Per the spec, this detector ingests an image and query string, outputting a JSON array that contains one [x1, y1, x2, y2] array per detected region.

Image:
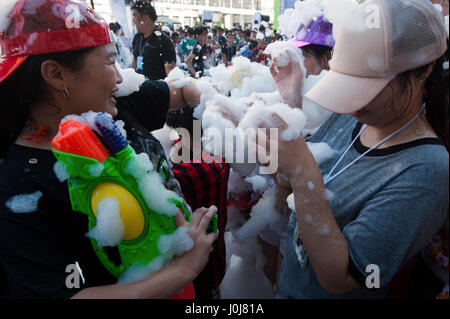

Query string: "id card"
[[136, 56, 144, 72]]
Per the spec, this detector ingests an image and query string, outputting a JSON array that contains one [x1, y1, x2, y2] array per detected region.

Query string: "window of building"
[[232, 0, 242, 9], [209, 0, 220, 7], [243, 0, 252, 10]]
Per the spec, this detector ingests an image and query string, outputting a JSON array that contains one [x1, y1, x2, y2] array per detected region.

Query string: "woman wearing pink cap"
[[0, 0, 216, 298], [266, 0, 449, 298]]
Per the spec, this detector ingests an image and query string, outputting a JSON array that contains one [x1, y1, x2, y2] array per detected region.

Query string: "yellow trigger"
[[91, 183, 145, 241]]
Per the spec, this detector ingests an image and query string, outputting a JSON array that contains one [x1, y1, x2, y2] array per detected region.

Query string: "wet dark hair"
[[301, 44, 332, 60], [166, 105, 197, 136], [131, 0, 157, 22], [109, 22, 121, 33], [396, 46, 449, 151], [194, 26, 207, 37], [186, 27, 194, 36], [300, 44, 333, 71], [249, 40, 258, 50], [0, 48, 95, 158]]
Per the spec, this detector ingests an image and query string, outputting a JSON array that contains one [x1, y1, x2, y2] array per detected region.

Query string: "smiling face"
[[63, 44, 123, 117]]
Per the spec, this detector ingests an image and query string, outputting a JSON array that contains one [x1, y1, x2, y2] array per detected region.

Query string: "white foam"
[[277, 0, 323, 38], [324, 188, 334, 201], [124, 152, 180, 216], [115, 62, 146, 97], [287, 193, 295, 211], [233, 187, 279, 242], [239, 101, 307, 142], [115, 120, 127, 140], [53, 161, 70, 182], [88, 163, 105, 177], [219, 233, 274, 299], [244, 175, 269, 193], [118, 226, 194, 284], [157, 226, 194, 256], [151, 124, 179, 160], [86, 197, 124, 247], [5, 191, 43, 213], [164, 67, 192, 88]]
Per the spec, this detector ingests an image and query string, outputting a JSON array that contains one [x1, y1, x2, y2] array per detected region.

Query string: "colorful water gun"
[[51, 113, 217, 295]]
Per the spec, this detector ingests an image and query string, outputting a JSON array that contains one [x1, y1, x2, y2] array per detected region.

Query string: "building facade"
[[153, 0, 274, 29], [90, 0, 275, 30]]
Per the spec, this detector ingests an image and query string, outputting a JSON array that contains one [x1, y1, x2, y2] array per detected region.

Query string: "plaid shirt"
[[172, 155, 230, 298]]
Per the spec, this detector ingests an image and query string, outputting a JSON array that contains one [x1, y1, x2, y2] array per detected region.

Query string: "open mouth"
[[108, 89, 119, 104], [108, 95, 117, 105]]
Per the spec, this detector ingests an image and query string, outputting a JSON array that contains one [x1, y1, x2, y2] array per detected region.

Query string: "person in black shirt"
[[216, 27, 227, 49], [131, 1, 176, 80], [185, 26, 208, 79], [221, 33, 237, 65], [0, 0, 216, 299]]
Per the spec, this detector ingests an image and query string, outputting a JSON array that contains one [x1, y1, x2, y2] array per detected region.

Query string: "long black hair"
[[0, 48, 94, 158], [397, 45, 449, 152]]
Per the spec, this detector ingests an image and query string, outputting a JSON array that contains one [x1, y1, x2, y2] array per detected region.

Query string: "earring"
[[62, 88, 70, 99]]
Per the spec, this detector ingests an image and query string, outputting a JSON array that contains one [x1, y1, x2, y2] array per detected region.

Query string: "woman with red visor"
[[0, 0, 217, 298]]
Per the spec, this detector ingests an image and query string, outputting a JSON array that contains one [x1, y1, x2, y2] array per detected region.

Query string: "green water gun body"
[[51, 113, 217, 278]]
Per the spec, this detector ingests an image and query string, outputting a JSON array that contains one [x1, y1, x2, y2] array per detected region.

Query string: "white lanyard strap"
[[324, 105, 426, 185]]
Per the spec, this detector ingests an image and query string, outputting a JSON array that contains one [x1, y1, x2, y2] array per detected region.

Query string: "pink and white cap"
[[305, 0, 447, 114]]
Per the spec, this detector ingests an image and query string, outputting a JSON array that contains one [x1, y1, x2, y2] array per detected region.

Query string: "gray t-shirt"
[[277, 113, 449, 299]]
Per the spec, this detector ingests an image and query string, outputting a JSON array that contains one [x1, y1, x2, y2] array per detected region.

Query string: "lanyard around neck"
[[323, 104, 426, 185], [139, 34, 152, 56]]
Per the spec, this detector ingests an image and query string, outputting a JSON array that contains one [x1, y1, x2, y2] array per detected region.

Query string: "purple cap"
[[289, 15, 335, 49]]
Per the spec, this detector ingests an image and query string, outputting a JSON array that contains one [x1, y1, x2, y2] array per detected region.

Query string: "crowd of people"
[[109, 0, 281, 80], [0, 0, 448, 301]]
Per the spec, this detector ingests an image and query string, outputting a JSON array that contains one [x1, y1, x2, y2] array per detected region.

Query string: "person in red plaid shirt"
[[166, 106, 230, 299]]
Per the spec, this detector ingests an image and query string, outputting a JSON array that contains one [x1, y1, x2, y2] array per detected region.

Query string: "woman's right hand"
[[172, 207, 218, 281]]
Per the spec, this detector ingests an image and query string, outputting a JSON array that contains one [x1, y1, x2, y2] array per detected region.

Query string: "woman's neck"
[[361, 102, 437, 149], [15, 101, 65, 151]]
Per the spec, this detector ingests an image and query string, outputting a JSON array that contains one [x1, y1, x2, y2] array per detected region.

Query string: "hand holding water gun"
[[51, 112, 218, 288]]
